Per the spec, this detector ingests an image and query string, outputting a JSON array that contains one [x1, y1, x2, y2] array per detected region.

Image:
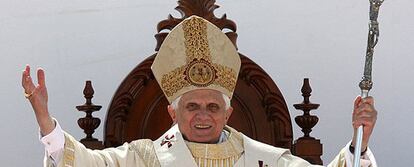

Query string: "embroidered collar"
[[184, 126, 244, 159]]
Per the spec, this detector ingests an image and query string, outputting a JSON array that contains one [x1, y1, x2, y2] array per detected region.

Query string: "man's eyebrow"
[[207, 103, 219, 106], [185, 102, 199, 107], [207, 103, 220, 109]]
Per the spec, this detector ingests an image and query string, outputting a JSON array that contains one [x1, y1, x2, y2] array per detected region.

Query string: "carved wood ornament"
[[292, 79, 323, 165], [155, 0, 238, 51]]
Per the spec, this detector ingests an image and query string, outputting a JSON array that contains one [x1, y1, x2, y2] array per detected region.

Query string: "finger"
[[353, 96, 362, 113], [354, 112, 374, 124], [37, 68, 46, 87], [354, 118, 376, 128], [353, 120, 363, 128], [22, 65, 35, 92], [354, 109, 377, 125], [362, 96, 375, 106], [353, 117, 372, 127], [21, 65, 30, 84], [358, 102, 374, 111], [21, 70, 26, 87], [357, 103, 377, 115], [26, 64, 31, 76], [355, 113, 376, 122]]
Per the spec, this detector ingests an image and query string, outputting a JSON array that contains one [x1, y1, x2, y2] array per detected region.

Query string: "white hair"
[[171, 93, 231, 110]]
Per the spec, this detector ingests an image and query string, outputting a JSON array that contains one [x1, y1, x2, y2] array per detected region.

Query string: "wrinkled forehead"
[[179, 89, 224, 105]]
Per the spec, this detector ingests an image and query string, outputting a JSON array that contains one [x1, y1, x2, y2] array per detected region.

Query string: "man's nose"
[[195, 108, 210, 121]]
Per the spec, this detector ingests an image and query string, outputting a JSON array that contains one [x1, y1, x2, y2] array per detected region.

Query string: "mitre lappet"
[[151, 15, 241, 103]]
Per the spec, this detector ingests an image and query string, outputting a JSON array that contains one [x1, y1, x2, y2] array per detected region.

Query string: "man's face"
[[167, 89, 233, 143]]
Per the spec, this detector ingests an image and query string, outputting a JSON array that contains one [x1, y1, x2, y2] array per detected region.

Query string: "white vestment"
[[42, 122, 376, 167]]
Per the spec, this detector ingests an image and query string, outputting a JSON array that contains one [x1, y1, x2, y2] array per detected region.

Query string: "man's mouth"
[[194, 124, 212, 129]]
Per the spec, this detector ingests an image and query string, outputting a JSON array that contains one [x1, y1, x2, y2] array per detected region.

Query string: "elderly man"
[[22, 16, 377, 167]]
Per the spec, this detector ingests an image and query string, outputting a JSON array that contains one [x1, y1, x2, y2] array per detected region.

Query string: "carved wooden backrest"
[[104, 0, 293, 149], [76, 0, 323, 165], [103, 53, 293, 148]]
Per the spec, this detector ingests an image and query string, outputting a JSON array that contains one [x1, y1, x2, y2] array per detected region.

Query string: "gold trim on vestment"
[[63, 134, 75, 167], [132, 139, 161, 167], [185, 126, 244, 167]]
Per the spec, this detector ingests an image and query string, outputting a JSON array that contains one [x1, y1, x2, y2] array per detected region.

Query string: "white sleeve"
[[39, 119, 65, 166], [344, 142, 378, 167]]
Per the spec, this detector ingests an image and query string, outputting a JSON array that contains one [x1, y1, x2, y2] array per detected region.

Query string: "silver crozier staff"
[[354, 0, 384, 167]]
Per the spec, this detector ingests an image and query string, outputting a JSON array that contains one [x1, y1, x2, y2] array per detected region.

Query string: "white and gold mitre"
[[151, 16, 241, 103]]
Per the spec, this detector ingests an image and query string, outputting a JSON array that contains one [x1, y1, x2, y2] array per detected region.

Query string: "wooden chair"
[[75, 0, 323, 165]]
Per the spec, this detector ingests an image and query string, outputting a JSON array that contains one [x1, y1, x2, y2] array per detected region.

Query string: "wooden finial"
[[292, 78, 323, 165], [76, 80, 104, 149]]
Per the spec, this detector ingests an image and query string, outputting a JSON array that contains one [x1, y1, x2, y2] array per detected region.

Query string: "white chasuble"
[[48, 125, 355, 167], [153, 125, 198, 166]]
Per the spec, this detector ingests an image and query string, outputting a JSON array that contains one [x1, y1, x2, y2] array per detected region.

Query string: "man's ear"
[[167, 105, 177, 123], [224, 106, 233, 124]]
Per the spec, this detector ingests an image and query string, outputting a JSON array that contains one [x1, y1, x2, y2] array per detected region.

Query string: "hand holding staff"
[[354, 0, 384, 167]]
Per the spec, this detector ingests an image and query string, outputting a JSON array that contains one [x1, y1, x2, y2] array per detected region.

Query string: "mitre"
[[151, 15, 241, 103]]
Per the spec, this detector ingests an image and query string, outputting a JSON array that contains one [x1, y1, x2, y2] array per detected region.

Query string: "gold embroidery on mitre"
[[212, 64, 238, 93], [185, 59, 216, 87], [161, 66, 189, 97], [159, 16, 238, 100], [183, 16, 212, 62]]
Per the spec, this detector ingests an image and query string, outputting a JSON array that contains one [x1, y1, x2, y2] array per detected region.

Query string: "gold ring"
[[24, 91, 33, 99]]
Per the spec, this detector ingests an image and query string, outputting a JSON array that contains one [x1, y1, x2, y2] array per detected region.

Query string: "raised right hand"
[[22, 65, 55, 135]]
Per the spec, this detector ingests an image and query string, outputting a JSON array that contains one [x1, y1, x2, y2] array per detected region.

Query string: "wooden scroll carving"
[[155, 0, 238, 51], [237, 54, 293, 149]]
